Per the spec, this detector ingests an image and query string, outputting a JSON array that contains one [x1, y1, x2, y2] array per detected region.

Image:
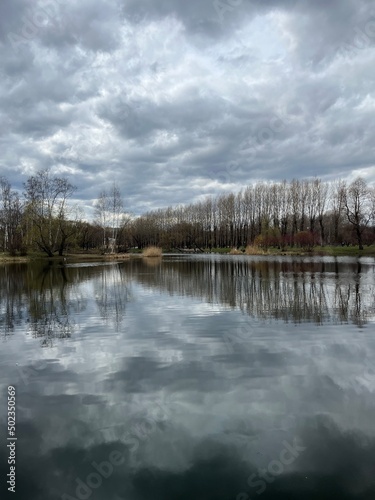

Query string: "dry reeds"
[[245, 245, 268, 255], [142, 246, 162, 258], [229, 248, 243, 255], [104, 253, 130, 260]]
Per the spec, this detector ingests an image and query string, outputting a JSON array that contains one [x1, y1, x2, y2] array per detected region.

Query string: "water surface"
[[1, 255, 374, 499]]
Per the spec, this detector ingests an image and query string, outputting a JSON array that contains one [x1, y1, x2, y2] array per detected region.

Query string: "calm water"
[[1, 255, 375, 499]]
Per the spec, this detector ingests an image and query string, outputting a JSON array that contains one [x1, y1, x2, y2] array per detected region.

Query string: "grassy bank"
[[313, 245, 375, 257], [1, 245, 375, 263], [202, 245, 375, 257], [0, 253, 30, 263], [0, 252, 134, 263]]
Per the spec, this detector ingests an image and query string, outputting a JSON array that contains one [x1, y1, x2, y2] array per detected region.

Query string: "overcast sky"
[[1, 0, 375, 216]]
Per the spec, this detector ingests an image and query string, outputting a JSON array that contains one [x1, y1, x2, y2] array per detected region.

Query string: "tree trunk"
[[356, 227, 363, 250], [319, 217, 324, 246]]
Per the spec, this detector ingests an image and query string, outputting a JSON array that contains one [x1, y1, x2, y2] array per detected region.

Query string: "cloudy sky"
[[1, 0, 375, 216]]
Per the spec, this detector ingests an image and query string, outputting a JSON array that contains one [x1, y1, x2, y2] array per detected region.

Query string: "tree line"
[[131, 177, 375, 251], [0, 170, 374, 256]]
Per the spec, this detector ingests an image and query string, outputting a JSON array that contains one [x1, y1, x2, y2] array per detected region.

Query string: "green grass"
[[1, 245, 374, 264], [254, 245, 375, 256], [315, 245, 375, 256], [0, 253, 30, 263], [204, 245, 375, 257], [253, 245, 375, 257], [206, 247, 231, 254]]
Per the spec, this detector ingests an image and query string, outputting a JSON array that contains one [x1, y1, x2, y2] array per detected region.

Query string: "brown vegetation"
[[229, 248, 243, 255], [245, 245, 268, 255], [142, 246, 162, 257], [103, 253, 131, 260]]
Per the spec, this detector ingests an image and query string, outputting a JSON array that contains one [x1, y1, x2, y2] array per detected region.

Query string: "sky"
[[1, 0, 375, 217]]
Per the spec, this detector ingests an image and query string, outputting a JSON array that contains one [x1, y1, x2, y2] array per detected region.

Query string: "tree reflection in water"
[[129, 257, 375, 327], [0, 257, 374, 347], [94, 264, 132, 329], [0, 262, 131, 345]]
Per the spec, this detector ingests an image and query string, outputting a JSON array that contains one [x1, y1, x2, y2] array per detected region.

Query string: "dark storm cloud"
[[0, 0, 374, 216]]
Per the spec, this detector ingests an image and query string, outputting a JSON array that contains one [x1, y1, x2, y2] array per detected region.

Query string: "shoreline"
[[1, 246, 375, 263]]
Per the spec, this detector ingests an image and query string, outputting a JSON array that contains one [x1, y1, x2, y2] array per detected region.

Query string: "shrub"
[[142, 246, 162, 257], [245, 245, 268, 255], [254, 228, 282, 249], [294, 231, 315, 250], [229, 248, 243, 255]]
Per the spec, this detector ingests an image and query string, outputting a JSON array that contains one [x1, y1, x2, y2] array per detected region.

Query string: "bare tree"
[[279, 180, 289, 239], [305, 180, 317, 233], [330, 179, 346, 244], [343, 177, 374, 250], [290, 179, 300, 242], [24, 169, 76, 257], [0, 177, 23, 254], [108, 183, 124, 242], [94, 190, 109, 249], [315, 179, 329, 245], [57, 205, 84, 256]]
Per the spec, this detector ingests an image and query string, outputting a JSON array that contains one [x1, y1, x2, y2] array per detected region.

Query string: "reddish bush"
[[294, 231, 315, 250]]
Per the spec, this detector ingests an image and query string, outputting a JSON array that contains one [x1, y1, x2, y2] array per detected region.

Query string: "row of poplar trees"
[[130, 178, 375, 251]]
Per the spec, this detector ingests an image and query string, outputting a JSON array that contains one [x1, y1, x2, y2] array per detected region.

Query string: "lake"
[[1, 255, 375, 499]]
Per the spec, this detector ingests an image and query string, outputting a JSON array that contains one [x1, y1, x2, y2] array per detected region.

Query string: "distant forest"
[[0, 169, 374, 256]]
